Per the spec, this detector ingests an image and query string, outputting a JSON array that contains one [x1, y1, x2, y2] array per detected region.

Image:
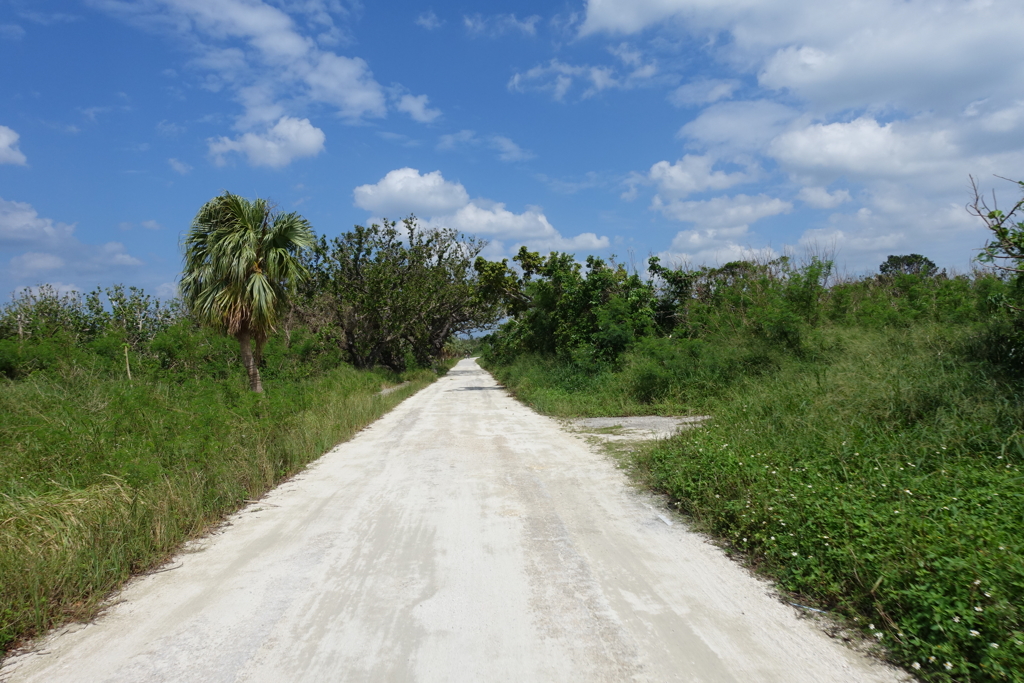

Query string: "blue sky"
[[2, 0, 1024, 298]]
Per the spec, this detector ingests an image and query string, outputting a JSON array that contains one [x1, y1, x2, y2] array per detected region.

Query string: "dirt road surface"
[[2, 359, 905, 683]]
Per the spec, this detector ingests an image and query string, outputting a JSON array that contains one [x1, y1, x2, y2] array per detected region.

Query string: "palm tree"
[[181, 192, 315, 392]]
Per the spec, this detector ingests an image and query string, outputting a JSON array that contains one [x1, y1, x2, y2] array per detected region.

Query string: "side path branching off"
[[480, 178, 1024, 682]]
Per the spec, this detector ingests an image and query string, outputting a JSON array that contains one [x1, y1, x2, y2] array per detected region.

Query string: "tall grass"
[[0, 361, 437, 653]]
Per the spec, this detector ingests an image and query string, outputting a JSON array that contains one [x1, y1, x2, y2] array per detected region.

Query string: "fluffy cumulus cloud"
[[580, 0, 1024, 268], [354, 168, 470, 216], [0, 125, 27, 165], [208, 116, 325, 167], [655, 194, 792, 265], [768, 118, 960, 180], [92, 0, 440, 167], [0, 198, 145, 291], [0, 198, 74, 247], [579, 0, 1024, 114], [647, 155, 751, 199], [395, 94, 441, 123], [352, 168, 608, 254]]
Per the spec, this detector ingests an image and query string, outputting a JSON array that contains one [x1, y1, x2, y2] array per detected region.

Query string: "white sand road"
[[1, 359, 907, 683]]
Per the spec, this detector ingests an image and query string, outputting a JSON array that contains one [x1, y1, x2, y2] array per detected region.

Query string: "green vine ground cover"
[[481, 256, 1024, 682], [485, 327, 1024, 682]]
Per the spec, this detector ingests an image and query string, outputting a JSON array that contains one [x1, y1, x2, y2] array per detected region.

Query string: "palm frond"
[[181, 192, 315, 340]]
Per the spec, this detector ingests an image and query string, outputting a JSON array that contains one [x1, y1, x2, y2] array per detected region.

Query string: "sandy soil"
[[566, 416, 709, 442], [1, 359, 908, 683]]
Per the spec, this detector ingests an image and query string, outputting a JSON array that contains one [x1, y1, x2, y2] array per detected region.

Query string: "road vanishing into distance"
[[2, 360, 905, 683]]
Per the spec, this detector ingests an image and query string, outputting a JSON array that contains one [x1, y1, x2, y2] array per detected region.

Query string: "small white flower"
[[974, 606, 983, 612], [928, 656, 936, 663], [944, 662, 953, 670], [984, 591, 991, 597], [868, 623, 875, 630], [874, 632, 884, 639], [973, 579, 981, 585], [791, 552, 798, 556], [953, 615, 960, 623], [970, 630, 980, 637], [911, 662, 921, 670], [990, 643, 999, 649]]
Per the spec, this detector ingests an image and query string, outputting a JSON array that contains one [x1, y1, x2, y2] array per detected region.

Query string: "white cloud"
[[576, 0, 1024, 270], [1, 198, 146, 290], [208, 116, 325, 168], [436, 130, 534, 162], [508, 57, 659, 101], [679, 100, 800, 152], [0, 24, 25, 40], [437, 129, 478, 150], [0, 125, 27, 165], [353, 168, 470, 216], [653, 192, 792, 226], [0, 198, 74, 247], [416, 11, 442, 30], [303, 53, 387, 120], [168, 158, 192, 174], [978, 101, 1024, 134], [353, 168, 609, 255], [395, 94, 441, 123], [464, 13, 540, 37], [669, 78, 740, 107], [19, 11, 82, 25], [579, 0, 1024, 115], [653, 194, 791, 265], [796, 188, 985, 270], [10, 252, 65, 272], [797, 186, 851, 209], [118, 220, 162, 231], [489, 136, 534, 162], [648, 155, 750, 199], [768, 117, 959, 179], [92, 0, 438, 169]]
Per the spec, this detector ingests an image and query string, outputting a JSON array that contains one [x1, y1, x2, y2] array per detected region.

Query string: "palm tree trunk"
[[237, 330, 263, 393]]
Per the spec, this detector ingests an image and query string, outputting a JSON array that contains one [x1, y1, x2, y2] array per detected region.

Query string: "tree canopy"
[[299, 217, 501, 372], [879, 254, 938, 277]]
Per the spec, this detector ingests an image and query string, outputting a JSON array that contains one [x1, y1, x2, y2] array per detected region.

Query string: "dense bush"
[[482, 251, 1024, 681]]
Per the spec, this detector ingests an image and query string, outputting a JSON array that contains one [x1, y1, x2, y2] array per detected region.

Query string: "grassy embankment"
[[0, 294, 443, 654], [482, 267, 1024, 682]]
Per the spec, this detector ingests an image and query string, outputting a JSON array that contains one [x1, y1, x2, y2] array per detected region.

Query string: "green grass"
[[0, 359, 440, 653], [485, 325, 1024, 681]]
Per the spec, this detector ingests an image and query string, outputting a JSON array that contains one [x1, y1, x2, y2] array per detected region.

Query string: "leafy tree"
[[973, 177, 1024, 277], [180, 192, 314, 392], [487, 248, 655, 364], [300, 217, 498, 371], [879, 254, 937, 277]]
